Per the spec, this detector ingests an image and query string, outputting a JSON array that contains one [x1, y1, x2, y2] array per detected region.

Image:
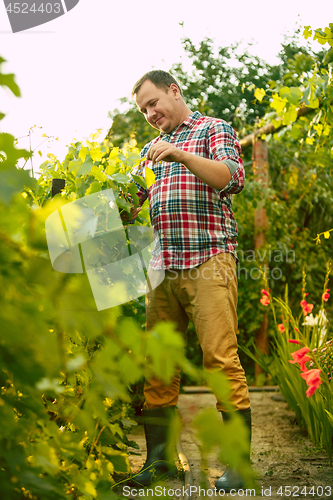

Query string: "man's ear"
[[169, 83, 181, 99]]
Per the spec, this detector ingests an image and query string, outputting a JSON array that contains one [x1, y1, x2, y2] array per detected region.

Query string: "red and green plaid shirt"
[[133, 111, 245, 270]]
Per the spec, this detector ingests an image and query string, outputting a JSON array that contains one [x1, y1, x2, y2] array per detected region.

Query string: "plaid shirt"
[[133, 111, 245, 270]]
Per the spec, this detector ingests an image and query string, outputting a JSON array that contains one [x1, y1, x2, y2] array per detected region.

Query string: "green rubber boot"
[[128, 407, 178, 486], [215, 407, 252, 492]]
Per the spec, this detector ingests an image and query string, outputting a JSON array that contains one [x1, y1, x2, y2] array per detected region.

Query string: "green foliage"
[[105, 37, 284, 148], [253, 25, 333, 153], [0, 56, 21, 97], [310, 339, 333, 381], [35, 134, 149, 218], [0, 127, 158, 497], [304, 24, 333, 47], [194, 408, 255, 488], [170, 38, 282, 129], [231, 125, 333, 374], [1, 57, 252, 499], [241, 268, 333, 464], [107, 106, 159, 150], [0, 58, 33, 205], [104, 28, 333, 381], [106, 30, 329, 149], [0, 184, 211, 499], [229, 27, 333, 375], [3, 22, 333, 494]]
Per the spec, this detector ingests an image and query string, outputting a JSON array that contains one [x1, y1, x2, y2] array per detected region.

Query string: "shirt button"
[[160, 233, 164, 238]]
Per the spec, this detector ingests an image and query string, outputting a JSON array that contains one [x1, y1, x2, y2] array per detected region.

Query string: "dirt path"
[[123, 389, 332, 499]]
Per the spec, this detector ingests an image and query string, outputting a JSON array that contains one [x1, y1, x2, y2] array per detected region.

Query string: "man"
[[125, 70, 251, 491]]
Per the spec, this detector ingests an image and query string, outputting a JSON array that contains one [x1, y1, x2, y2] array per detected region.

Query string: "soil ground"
[[120, 388, 332, 500]]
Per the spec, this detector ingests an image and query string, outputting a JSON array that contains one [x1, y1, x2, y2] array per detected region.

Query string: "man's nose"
[[147, 107, 156, 120]]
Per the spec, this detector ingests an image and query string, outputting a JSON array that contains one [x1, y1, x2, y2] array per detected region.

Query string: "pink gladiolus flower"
[[260, 289, 270, 306], [300, 300, 314, 316], [300, 369, 323, 397], [278, 324, 285, 333], [305, 304, 314, 315], [322, 289, 330, 302], [260, 295, 270, 306], [289, 346, 311, 372], [288, 339, 300, 344]]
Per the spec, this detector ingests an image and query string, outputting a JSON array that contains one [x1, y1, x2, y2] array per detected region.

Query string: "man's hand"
[[120, 205, 141, 223], [147, 141, 184, 164], [147, 140, 232, 191]]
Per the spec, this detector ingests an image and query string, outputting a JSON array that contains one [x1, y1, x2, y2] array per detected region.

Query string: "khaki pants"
[[144, 252, 250, 412]]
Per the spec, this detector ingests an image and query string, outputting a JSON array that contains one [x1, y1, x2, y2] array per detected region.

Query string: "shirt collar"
[[160, 111, 202, 138], [182, 111, 202, 128]]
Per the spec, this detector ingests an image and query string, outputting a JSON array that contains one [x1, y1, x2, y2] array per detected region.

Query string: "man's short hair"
[[132, 70, 183, 97]]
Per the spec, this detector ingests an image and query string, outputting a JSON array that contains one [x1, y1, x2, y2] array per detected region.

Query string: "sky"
[[0, 0, 331, 174]]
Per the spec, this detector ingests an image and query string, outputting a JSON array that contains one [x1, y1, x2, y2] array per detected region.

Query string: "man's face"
[[135, 80, 181, 134]]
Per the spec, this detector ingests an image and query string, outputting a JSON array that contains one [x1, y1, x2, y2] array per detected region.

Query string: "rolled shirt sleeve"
[[206, 120, 245, 196]]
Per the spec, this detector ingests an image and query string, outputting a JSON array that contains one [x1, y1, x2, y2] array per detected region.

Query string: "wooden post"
[[252, 139, 270, 384], [52, 178, 65, 197]]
